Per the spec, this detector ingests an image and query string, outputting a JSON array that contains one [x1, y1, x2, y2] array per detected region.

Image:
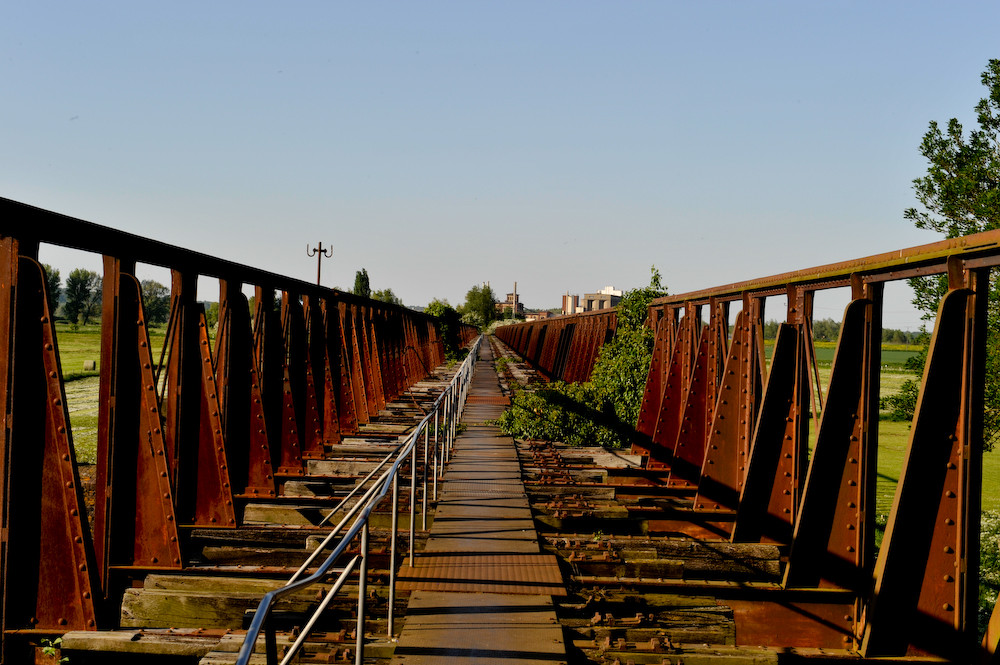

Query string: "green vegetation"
[[903, 59, 1000, 450], [352, 268, 371, 298], [63, 268, 101, 327], [460, 283, 498, 329], [493, 267, 667, 449], [140, 279, 170, 324], [55, 322, 168, 464], [425, 298, 465, 361], [42, 263, 61, 315], [372, 287, 403, 305]]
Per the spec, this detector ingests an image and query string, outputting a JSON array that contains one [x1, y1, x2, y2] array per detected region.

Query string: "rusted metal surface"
[[494, 309, 616, 382], [0, 257, 100, 660], [0, 197, 476, 655], [495, 229, 1000, 661]]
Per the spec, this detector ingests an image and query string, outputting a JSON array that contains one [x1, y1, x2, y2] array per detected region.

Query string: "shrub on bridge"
[[493, 267, 666, 449]]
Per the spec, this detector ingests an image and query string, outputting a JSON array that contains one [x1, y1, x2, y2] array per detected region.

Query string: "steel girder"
[[0, 199, 475, 653]]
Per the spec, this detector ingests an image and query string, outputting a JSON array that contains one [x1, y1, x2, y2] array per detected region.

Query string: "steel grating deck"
[[465, 394, 511, 405], [396, 554, 566, 595], [390, 341, 567, 664]]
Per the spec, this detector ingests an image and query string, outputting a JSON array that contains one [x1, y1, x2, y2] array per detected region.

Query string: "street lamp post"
[[306, 242, 333, 286]]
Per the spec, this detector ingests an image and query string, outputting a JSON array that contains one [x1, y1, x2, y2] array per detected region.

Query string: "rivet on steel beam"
[[44, 343, 53, 351], [943, 603, 954, 611], [945, 518, 955, 525], [946, 490, 956, 498], [944, 575, 954, 582], [944, 546, 955, 553]]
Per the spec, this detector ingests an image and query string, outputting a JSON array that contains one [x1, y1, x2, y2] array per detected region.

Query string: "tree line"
[[41, 265, 170, 328], [761, 318, 922, 344]]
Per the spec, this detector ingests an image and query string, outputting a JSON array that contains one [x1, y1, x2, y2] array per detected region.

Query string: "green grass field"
[[56, 322, 167, 463]]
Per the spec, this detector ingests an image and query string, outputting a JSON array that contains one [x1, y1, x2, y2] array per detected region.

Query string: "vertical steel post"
[[355, 522, 369, 665], [422, 426, 429, 530], [433, 407, 440, 498], [409, 438, 417, 567], [387, 473, 399, 637]]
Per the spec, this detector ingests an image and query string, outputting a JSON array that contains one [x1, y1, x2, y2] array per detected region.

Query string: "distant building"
[[496, 282, 524, 316], [561, 292, 579, 316], [525, 311, 553, 322], [583, 285, 622, 312]]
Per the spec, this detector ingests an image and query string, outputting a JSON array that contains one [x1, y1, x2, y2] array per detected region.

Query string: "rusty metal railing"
[[0, 197, 476, 661], [493, 308, 617, 382]]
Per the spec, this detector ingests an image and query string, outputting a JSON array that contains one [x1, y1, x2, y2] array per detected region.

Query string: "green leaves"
[[493, 266, 667, 449], [905, 59, 1000, 450]]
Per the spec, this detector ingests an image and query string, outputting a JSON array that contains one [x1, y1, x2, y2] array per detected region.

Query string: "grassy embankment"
[[808, 341, 1000, 514], [56, 322, 167, 464]]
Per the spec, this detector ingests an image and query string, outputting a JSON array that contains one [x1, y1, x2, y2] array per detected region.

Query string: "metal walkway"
[[392, 342, 567, 664]]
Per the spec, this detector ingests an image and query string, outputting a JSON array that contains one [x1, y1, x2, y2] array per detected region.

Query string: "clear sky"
[[3, 2, 998, 329]]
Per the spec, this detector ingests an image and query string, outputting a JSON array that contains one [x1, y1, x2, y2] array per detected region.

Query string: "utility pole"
[[306, 242, 333, 286]]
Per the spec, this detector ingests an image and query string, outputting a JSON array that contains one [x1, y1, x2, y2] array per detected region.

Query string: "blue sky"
[[3, 2, 998, 329]]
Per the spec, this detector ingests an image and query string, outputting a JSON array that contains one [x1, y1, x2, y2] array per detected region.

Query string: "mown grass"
[[56, 322, 167, 464]]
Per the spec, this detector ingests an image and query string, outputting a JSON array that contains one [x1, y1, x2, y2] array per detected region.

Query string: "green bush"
[[493, 382, 632, 448], [981, 511, 1000, 638], [492, 267, 666, 449]]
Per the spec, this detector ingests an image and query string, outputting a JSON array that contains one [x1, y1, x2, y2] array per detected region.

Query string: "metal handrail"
[[235, 335, 482, 665]]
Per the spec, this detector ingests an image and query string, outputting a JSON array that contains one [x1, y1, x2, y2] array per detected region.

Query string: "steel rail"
[[650, 227, 1000, 307], [235, 335, 481, 665], [0, 196, 441, 321]]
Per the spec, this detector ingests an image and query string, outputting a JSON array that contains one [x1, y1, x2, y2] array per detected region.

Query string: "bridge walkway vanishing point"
[[390, 340, 567, 664]]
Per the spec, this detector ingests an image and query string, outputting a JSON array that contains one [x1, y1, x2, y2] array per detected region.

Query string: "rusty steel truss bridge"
[[2, 196, 1000, 664]]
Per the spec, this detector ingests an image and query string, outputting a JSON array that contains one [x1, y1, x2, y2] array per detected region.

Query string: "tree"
[[372, 287, 403, 306], [41, 263, 61, 316], [461, 284, 497, 328], [494, 267, 668, 449], [63, 268, 102, 327], [426, 298, 462, 360], [140, 280, 171, 325], [590, 266, 669, 427], [353, 269, 371, 298], [901, 59, 1000, 450]]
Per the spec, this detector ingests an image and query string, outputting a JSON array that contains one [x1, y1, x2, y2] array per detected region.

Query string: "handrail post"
[[444, 389, 452, 465], [433, 406, 440, 499], [355, 523, 369, 665], [422, 426, 429, 530], [409, 435, 417, 566], [265, 617, 278, 665], [387, 473, 399, 637]]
